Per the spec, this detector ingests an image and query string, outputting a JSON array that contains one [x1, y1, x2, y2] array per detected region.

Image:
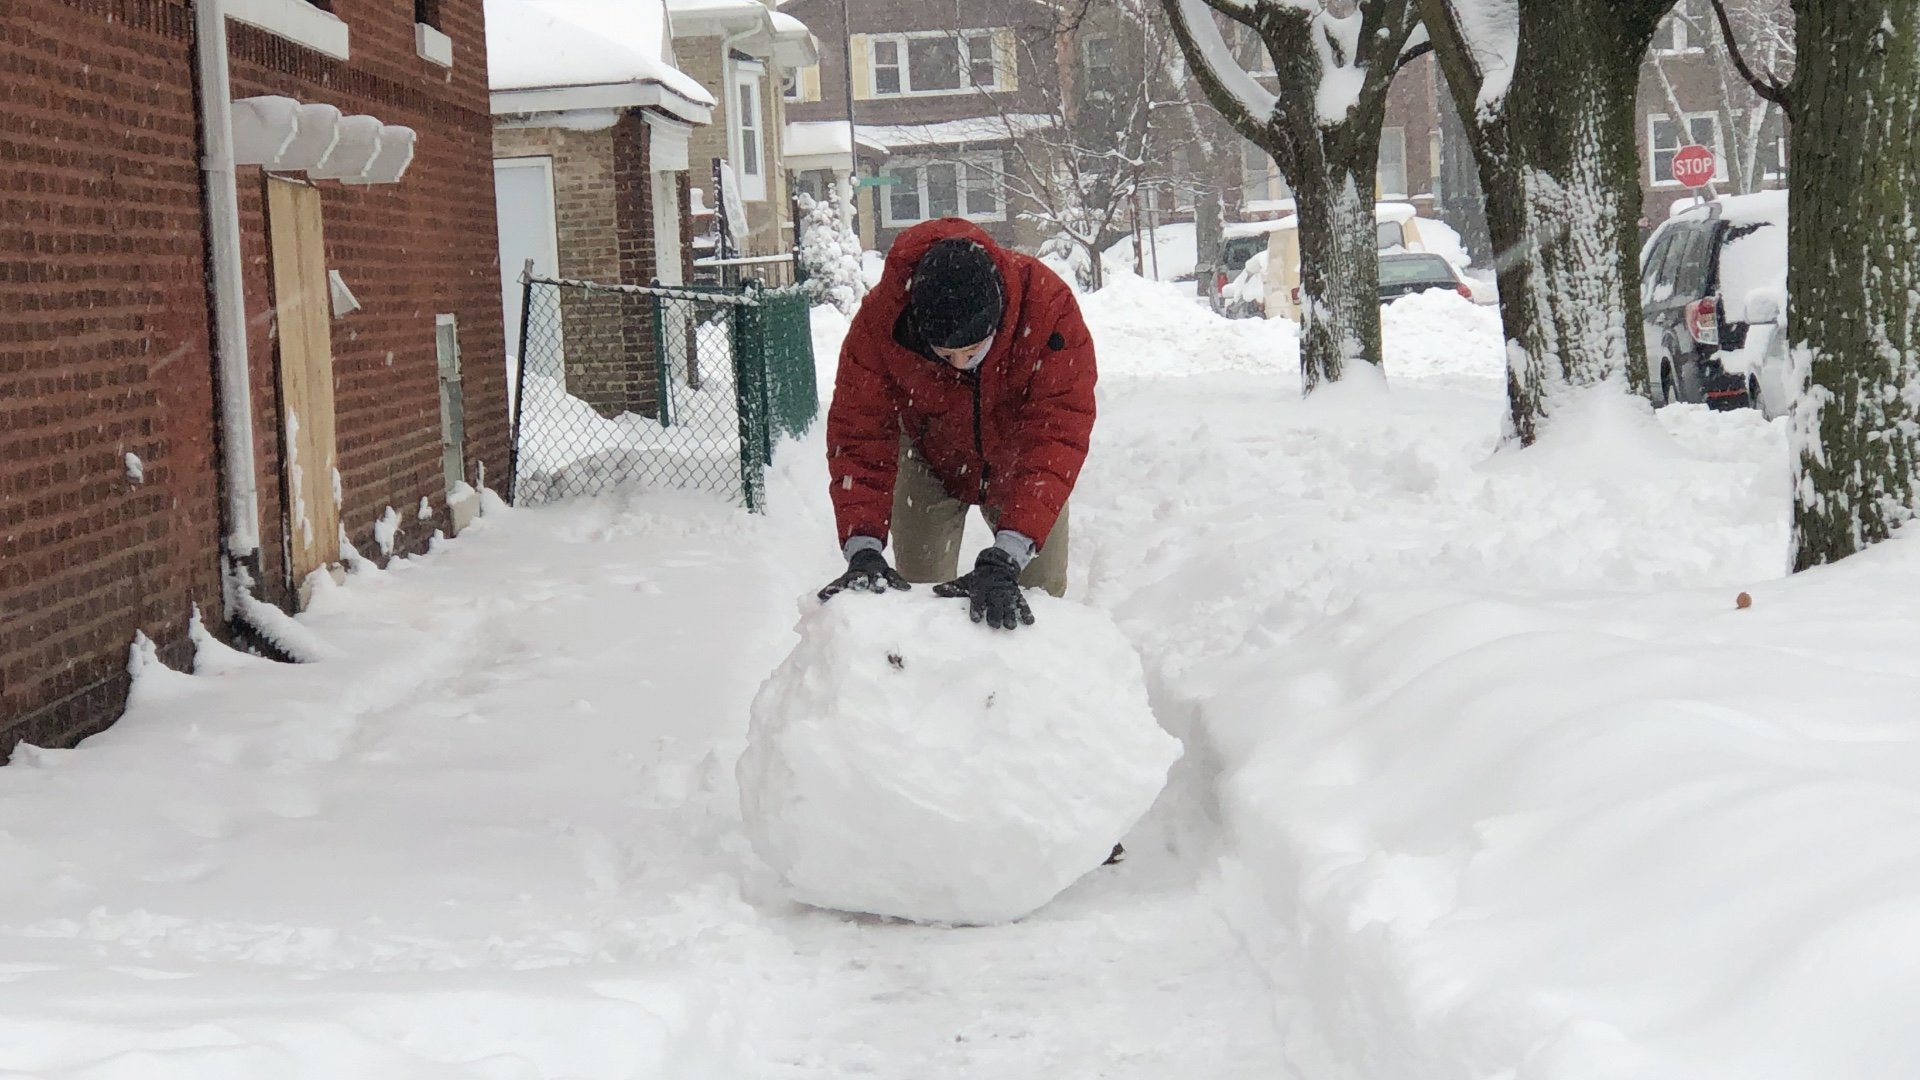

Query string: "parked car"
[[1220, 250, 1268, 319], [1262, 202, 1427, 321], [1378, 252, 1474, 303], [1638, 190, 1789, 410], [1208, 220, 1290, 315]]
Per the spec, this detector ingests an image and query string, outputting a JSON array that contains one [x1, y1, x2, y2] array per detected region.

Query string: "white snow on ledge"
[[416, 22, 453, 67], [855, 114, 1052, 149]]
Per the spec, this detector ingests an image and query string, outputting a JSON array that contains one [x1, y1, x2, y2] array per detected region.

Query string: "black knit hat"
[[909, 238, 1004, 349]]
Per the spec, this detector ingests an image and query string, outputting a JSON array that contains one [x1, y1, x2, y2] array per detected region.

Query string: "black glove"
[[818, 547, 911, 602], [934, 547, 1035, 630]]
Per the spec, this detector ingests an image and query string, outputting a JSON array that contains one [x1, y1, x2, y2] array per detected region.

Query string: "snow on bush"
[[738, 589, 1181, 925], [796, 180, 867, 315]]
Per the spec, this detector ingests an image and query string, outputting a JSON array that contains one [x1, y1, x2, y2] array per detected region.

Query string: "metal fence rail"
[[506, 274, 817, 511]]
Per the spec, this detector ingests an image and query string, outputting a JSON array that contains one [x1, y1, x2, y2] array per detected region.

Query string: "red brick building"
[[1, 0, 510, 755]]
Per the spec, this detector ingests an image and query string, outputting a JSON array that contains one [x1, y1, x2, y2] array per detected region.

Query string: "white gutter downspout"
[[192, 0, 264, 603]]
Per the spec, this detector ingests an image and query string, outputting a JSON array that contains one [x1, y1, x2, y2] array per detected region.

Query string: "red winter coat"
[[826, 219, 1097, 548]]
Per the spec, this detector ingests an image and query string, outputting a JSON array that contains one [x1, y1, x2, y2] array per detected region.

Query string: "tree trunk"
[[1424, 0, 1668, 443], [1295, 151, 1386, 390], [1162, 0, 1419, 393], [1194, 187, 1223, 297], [1788, 1, 1920, 569]]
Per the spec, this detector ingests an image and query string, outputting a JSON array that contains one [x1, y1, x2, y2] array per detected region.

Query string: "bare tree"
[[1645, 0, 1794, 196], [946, 10, 1164, 289], [1163, 0, 1427, 392]]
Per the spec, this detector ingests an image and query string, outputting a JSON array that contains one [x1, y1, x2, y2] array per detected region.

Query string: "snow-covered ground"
[[8, 279, 1920, 1079]]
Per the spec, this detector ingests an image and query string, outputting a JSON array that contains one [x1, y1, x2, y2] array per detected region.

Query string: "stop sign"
[[1672, 144, 1717, 189]]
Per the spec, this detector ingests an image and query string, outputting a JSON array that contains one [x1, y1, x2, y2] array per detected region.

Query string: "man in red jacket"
[[816, 219, 1096, 630]]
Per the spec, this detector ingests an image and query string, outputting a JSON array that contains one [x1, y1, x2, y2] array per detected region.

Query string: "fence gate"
[[506, 275, 818, 511]]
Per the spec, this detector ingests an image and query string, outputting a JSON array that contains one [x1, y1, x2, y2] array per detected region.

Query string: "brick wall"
[[225, 0, 510, 595], [678, 33, 791, 258], [0, 0, 508, 754], [1, 0, 221, 755]]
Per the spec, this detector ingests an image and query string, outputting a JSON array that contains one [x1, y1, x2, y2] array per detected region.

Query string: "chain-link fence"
[[505, 275, 817, 511]]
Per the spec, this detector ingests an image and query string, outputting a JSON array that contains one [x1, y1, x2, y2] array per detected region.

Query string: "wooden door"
[[265, 176, 341, 601]]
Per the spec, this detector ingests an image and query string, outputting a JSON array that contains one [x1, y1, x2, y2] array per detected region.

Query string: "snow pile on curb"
[[1197, 539, 1920, 1080], [1076, 273, 1300, 380], [1381, 288, 1505, 382], [738, 590, 1181, 925]]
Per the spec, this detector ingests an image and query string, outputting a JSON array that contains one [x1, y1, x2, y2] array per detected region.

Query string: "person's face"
[[931, 336, 993, 369]]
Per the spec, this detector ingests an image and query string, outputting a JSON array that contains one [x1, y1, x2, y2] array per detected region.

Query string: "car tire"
[[1748, 376, 1764, 415], [1658, 368, 1678, 409]]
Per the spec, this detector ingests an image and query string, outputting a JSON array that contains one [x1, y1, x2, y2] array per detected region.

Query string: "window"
[[1377, 127, 1407, 199], [413, 0, 438, 27], [1652, 0, 1704, 54], [868, 31, 1001, 96], [1649, 112, 1725, 186], [873, 39, 903, 95], [1758, 109, 1789, 181], [782, 69, 801, 103], [880, 153, 1006, 226], [1082, 33, 1116, 98], [1241, 140, 1291, 205], [734, 71, 766, 201]]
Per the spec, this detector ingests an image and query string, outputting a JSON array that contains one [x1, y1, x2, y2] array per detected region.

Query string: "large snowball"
[[738, 590, 1181, 926]]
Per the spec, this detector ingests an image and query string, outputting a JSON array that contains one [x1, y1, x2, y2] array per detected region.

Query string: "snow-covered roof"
[[1673, 189, 1789, 227], [487, 0, 714, 121], [856, 114, 1053, 149], [1224, 219, 1293, 240], [667, 0, 818, 67], [783, 120, 889, 161]]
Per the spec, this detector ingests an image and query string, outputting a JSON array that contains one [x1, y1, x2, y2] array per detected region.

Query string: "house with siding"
[[778, 0, 1059, 253], [1, 0, 509, 755], [664, 0, 819, 261]]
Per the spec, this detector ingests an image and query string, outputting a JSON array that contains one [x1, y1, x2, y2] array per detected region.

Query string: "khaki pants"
[[891, 440, 1070, 598]]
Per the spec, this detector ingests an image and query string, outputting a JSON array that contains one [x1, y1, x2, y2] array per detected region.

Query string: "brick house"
[[779, 0, 1060, 253], [665, 0, 819, 260], [1, 0, 509, 755], [1226, 48, 1446, 224], [487, 0, 715, 417], [1633, 0, 1789, 227]]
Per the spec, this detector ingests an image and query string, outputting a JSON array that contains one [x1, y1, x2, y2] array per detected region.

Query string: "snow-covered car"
[[1220, 250, 1268, 319], [1639, 190, 1788, 410], [1377, 253, 1474, 304], [1208, 220, 1290, 315]]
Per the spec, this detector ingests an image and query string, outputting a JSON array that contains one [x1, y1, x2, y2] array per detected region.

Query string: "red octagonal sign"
[[1672, 144, 1717, 189]]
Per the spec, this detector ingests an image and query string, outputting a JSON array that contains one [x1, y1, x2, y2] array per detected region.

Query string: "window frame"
[[1240, 140, 1292, 205], [878, 151, 1008, 227], [1651, 0, 1706, 55], [732, 65, 767, 202], [1648, 111, 1728, 188], [1377, 126, 1408, 199], [867, 30, 1003, 98]]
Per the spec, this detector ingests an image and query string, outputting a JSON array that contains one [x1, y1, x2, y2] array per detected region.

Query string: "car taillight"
[[1686, 297, 1720, 346], [1454, 283, 1473, 300], [1215, 272, 1228, 292], [1290, 285, 1302, 307]]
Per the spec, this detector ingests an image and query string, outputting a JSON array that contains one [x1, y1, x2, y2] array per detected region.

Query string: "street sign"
[[855, 174, 901, 189], [1672, 144, 1717, 189]]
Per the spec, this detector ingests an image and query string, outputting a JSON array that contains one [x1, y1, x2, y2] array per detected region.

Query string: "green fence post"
[[652, 292, 674, 429], [730, 288, 767, 512]]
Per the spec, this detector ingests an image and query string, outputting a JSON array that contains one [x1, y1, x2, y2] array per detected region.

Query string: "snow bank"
[[1381, 288, 1506, 382], [1077, 274, 1299, 380], [1192, 536, 1920, 1080], [1101, 222, 1199, 282], [738, 590, 1181, 925]]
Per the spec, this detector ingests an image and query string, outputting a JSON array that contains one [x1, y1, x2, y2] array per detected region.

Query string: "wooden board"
[[265, 176, 341, 602]]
